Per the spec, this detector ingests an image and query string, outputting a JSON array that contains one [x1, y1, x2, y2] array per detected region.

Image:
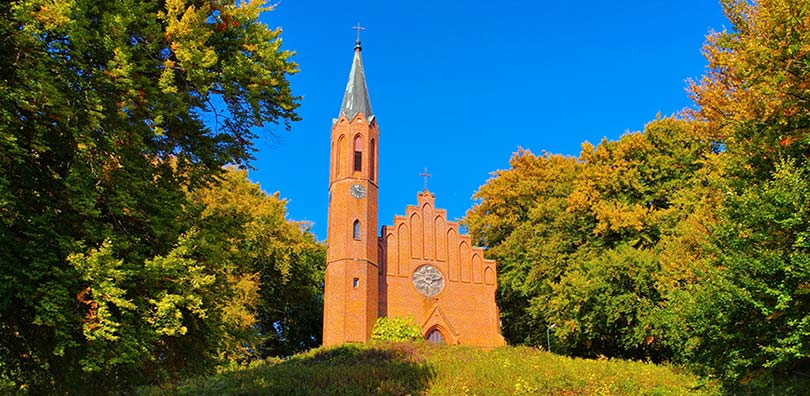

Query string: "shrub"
[[371, 317, 423, 342]]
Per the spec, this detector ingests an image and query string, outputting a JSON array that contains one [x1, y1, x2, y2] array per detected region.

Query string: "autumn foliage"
[[0, 0, 319, 394], [2, 0, 810, 394], [465, 0, 810, 392]]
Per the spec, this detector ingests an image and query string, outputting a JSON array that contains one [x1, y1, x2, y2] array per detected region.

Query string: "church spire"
[[340, 26, 373, 121]]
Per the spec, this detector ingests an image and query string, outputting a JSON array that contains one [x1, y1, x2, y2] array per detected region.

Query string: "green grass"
[[138, 342, 720, 396]]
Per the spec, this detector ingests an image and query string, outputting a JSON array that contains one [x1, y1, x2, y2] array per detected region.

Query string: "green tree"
[[466, 118, 716, 361], [552, 118, 715, 360], [682, 0, 810, 387], [191, 169, 325, 358], [0, 0, 299, 393], [546, 244, 662, 359], [689, 0, 810, 181], [681, 160, 810, 386], [465, 149, 581, 346]]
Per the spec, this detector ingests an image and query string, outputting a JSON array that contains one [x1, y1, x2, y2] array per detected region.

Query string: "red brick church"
[[322, 37, 505, 347]]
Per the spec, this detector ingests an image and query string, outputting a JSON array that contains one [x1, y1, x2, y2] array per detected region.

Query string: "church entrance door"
[[426, 328, 445, 344]]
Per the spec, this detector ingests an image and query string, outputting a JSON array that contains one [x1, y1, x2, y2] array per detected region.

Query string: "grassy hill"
[[138, 342, 720, 396]]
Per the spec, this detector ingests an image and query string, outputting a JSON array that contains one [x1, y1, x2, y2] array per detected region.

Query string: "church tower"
[[323, 37, 379, 345]]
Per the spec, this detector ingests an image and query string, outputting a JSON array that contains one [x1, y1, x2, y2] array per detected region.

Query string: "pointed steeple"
[[339, 38, 373, 121]]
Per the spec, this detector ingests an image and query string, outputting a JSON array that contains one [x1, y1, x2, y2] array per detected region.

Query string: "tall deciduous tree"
[[190, 169, 325, 358], [682, 0, 810, 387], [467, 0, 810, 389], [689, 0, 810, 181], [0, 0, 299, 393], [465, 118, 716, 361], [465, 149, 581, 345]]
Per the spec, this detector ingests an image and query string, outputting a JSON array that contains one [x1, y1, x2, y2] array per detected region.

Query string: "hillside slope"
[[138, 343, 719, 396]]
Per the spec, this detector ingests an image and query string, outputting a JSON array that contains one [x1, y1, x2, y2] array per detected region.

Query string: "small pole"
[[547, 323, 556, 353]]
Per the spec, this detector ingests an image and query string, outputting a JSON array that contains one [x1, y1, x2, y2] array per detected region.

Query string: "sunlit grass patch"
[[139, 342, 720, 396]]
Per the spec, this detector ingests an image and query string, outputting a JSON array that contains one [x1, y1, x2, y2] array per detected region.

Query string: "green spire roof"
[[339, 41, 373, 120]]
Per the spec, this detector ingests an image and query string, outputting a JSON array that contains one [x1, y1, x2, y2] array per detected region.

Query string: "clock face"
[[412, 265, 445, 297], [349, 183, 366, 198]]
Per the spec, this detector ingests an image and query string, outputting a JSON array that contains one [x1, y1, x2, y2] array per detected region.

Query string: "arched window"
[[426, 328, 445, 344], [336, 135, 345, 176], [370, 139, 376, 181], [353, 136, 362, 172], [353, 219, 361, 240]]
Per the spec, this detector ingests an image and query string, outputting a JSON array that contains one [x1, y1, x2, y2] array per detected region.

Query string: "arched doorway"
[[426, 328, 445, 344]]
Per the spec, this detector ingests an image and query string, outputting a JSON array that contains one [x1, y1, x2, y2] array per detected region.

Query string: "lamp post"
[[546, 323, 556, 353]]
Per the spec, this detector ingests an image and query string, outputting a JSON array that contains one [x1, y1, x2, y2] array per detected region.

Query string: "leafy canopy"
[[465, 0, 810, 391], [0, 0, 303, 393]]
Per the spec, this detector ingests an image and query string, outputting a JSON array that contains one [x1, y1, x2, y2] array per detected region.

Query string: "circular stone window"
[[412, 264, 445, 297]]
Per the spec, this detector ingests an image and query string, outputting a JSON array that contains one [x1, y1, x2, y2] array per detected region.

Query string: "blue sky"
[[249, 1, 730, 241]]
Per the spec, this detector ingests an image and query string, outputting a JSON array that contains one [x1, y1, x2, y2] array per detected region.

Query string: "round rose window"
[[412, 265, 444, 297]]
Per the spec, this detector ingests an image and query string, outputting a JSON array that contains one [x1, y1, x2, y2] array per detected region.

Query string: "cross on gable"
[[419, 167, 432, 192]]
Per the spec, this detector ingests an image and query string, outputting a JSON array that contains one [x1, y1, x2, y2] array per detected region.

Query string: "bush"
[[371, 317, 423, 342]]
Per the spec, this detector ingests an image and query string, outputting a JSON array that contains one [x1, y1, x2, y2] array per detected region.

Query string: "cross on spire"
[[353, 22, 365, 49], [419, 167, 432, 192]]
